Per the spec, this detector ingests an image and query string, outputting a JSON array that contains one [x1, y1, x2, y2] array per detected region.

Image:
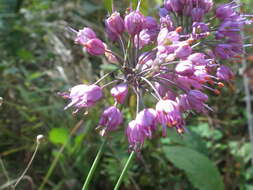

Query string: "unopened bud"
[[36, 134, 44, 144]]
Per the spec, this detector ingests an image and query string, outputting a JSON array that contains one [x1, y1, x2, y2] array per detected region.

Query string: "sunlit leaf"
[[49, 128, 69, 145]]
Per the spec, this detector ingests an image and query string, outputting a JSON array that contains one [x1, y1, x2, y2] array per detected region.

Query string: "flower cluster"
[[60, 0, 252, 151]]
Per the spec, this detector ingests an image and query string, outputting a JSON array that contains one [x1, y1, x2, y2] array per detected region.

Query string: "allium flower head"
[[62, 0, 252, 151]]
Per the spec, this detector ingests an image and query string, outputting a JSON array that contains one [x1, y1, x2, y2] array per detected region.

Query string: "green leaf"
[[104, 0, 113, 13], [100, 63, 118, 72], [17, 49, 35, 61], [49, 128, 69, 145], [163, 146, 224, 190]]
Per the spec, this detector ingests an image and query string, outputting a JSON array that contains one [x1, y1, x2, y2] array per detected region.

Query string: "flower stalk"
[[113, 151, 135, 190], [81, 137, 108, 190]]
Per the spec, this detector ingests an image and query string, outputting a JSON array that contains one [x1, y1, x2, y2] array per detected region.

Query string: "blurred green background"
[[0, 0, 253, 189]]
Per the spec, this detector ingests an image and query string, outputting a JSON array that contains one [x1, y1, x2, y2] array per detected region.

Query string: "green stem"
[[81, 137, 107, 190], [38, 120, 83, 190], [113, 151, 135, 190]]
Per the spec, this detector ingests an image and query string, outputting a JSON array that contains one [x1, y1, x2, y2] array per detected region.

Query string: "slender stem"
[[94, 69, 118, 85], [119, 36, 126, 56], [123, 38, 131, 68], [237, 0, 253, 164], [0, 157, 10, 182], [13, 142, 40, 189], [141, 76, 162, 100], [38, 120, 83, 190], [81, 137, 107, 190], [113, 151, 135, 190], [102, 80, 119, 88]]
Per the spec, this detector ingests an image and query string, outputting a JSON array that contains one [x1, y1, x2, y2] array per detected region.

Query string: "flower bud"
[[191, 8, 204, 22], [75, 27, 96, 45], [124, 10, 145, 36], [216, 4, 234, 20], [36, 134, 44, 144], [105, 12, 124, 36], [84, 38, 105, 56], [164, 0, 183, 13], [110, 84, 128, 104], [144, 16, 158, 30]]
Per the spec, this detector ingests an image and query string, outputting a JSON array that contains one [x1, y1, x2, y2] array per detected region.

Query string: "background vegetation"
[[0, 0, 253, 189]]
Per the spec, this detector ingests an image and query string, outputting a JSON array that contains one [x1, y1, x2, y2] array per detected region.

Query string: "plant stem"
[[113, 151, 135, 190], [81, 137, 107, 190], [38, 120, 83, 190], [13, 142, 40, 189]]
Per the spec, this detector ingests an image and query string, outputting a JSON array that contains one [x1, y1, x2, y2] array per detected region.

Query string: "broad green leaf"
[[163, 146, 224, 190], [49, 128, 69, 145], [104, 0, 113, 13]]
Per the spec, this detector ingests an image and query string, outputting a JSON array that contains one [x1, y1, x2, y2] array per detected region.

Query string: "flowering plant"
[[59, 0, 252, 189]]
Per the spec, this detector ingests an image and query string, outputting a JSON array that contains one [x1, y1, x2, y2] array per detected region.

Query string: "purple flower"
[[216, 65, 234, 81], [191, 8, 205, 22], [214, 44, 237, 59], [160, 15, 174, 30], [192, 22, 209, 33], [176, 94, 191, 112], [175, 43, 192, 59], [99, 106, 123, 133], [144, 16, 158, 30], [124, 11, 145, 36], [187, 90, 208, 113], [156, 99, 182, 127], [63, 84, 103, 110], [159, 8, 168, 17], [157, 28, 179, 46], [105, 12, 124, 36], [216, 4, 235, 20], [175, 60, 194, 76], [110, 84, 128, 104], [135, 29, 158, 48], [135, 108, 157, 137], [75, 27, 96, 45], [164, 0, 183, 13], [105, 26, 118, 41], [84, 38, 105, 56], [126, 120, 146, 149], [187, 53, 207, 65]]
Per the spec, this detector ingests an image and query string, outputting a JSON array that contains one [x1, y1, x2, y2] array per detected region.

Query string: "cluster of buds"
[[60, 0, 252, 151]]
